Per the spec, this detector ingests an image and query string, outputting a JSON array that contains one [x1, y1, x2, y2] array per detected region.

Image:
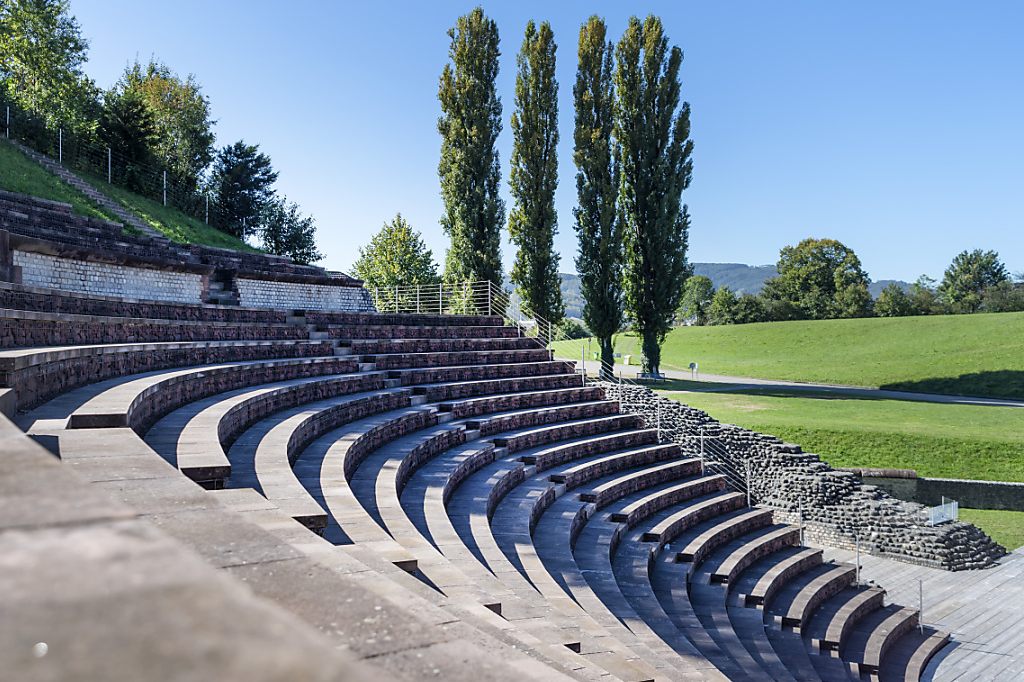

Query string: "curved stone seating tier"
[[841, 604, 919, 677], [344, 336, 539, 354], [728, 546, 825, 608], [812, 588, 888, 660], [363, 347, 552, 370], [391, 360, 572, 387], [0, 307, 305, 349], [878, 627, 949, 682], [329, 324, 521, 340], [702, 525, 802, 586], [145, 372, 394, 487], [610, 475, 728, 528], [62, 356, 358, 433], [307, 311, 505, 327], [0, 281, 290, 323], [415, 373, 584, 402], [3, 339, 335, 412], [440, 385, 606, 419], [764, 562, 858, 631]]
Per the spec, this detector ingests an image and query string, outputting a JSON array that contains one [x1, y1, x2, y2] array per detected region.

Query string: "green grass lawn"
[[958, 508, 1024, 551], [0, 140, 117, 222], [75, 170, 261, 252], [553, 313, 1024, 400], [660, 387, 1024, 482]]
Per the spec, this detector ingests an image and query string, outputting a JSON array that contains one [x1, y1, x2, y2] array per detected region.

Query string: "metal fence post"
[[107, 147, 112, 183], [416, 286, 421, 313], [162, 170, 167, 206], [5, 106, 8, 138], [745, 460, 752, 507], [205, 194, 209, 224], [487, 282, 493, 316], [58, 128, 62, 163], [439, 282, 443, 314], [919, 580, 924, 635], [699, 426, 705, 475], [394, 285, 399, 313], [855, 533, 861, 585]]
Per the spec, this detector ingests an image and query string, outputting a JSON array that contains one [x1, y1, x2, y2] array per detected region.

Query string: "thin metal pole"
[[855, 534, 861, 585], [919, 580, 924, 635], [5, 106, 8, 138], [58, 128, 62, 163], [162, 170, 167, 206], [394, 285, 398, 313], [107, 147, 111, 183], [205, 194, 209, 224], [745, 460, 752, 507], [699, 426, 705, 475], [416, 286, 421, 313], [487, 282, 493, 316], [438, 282, 443, 314]]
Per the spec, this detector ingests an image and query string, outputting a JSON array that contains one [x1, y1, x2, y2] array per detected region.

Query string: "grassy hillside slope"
[[557, 313, 1024, 399], [0, 141, 117, 222], [1, 139, 257, 253], [666, 389, 1024, 482]]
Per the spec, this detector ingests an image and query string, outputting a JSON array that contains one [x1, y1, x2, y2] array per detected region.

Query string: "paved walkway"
[[560, 357, 1024, 409], [820, 545, 1024, 681]]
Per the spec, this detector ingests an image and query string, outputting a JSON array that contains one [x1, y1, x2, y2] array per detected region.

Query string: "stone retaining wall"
[[13, 250, 205, 303], [599, 382, 1005, 571], [236, 277, 374, 312], [844, 469, 1024, 512]]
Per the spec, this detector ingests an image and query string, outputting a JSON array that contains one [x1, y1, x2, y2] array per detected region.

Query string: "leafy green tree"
[[437, 7, 504, 286], [352, 214, 440, 290], [733, 293, 768, 324], [874, 283, 914, 317], [509, 20, 563, 323], [678, 275, 714, 325], [708, 286, 738, 325], [908, 275, 943, 315], [615, 15, 693, 375], [118, 59, 215, 192], [557, 318, 589, 340], [938, 249, 1009, 313], [99, 88, 158, 193], [981, 281, 1024, 313], [573, 15, 621, 380], [209, 140, 277, 238], [0, 0, 97, 132], [761, 237, 872, 319], [259, 197, 321, 265]]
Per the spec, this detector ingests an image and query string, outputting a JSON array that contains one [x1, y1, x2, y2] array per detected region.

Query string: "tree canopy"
[[117, 59, 215, 192], [509, 19, 563, 323], [678, 275, 714, 325], [615, 15, 693, 375], [762, 237, 872, 320], [939, 249, 1009, 313], [573, 15, 621, 378], [259, 197, 321, 265], [209, 141, 278, 239], [437, 7, 504, 286], [352, 214, 440, 290]]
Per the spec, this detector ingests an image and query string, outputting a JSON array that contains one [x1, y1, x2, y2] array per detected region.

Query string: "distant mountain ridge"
[[555, 264, 909, 319]]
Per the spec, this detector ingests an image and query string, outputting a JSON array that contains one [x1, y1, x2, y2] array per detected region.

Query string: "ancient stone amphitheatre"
[[2, 186, 1022, 682]]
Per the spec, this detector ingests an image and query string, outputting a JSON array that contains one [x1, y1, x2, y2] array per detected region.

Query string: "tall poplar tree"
[[509, 20, 563, 324], [437, 7, 504, 286], [573, 16, 621, 378], [615, 16, 693, 376]]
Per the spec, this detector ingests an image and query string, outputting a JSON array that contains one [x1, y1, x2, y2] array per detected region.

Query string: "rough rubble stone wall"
[[598, 382, 1005, 571], [235, 278, 375, 312], [13, 251, 203, 303]]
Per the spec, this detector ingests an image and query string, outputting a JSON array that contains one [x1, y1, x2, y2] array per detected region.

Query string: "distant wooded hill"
[[553, 265, 909, 319]]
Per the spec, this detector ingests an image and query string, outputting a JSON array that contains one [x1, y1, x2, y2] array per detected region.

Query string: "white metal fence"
[[924, 496, 959, 526]]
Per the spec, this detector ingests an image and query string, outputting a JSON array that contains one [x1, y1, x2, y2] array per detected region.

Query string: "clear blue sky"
[[73, 0, 1022, 281]]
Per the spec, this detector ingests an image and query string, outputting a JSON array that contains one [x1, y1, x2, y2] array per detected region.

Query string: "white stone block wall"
[[13, 251, 203, 303], [235, 277, 375, 312]]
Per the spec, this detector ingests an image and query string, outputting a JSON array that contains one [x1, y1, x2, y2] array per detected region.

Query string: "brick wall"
[[13, 251, 204, 303], [235, 277, 375, 312]]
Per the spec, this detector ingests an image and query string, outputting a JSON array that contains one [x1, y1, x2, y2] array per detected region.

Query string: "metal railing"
[[369, 280, 753, 500]]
